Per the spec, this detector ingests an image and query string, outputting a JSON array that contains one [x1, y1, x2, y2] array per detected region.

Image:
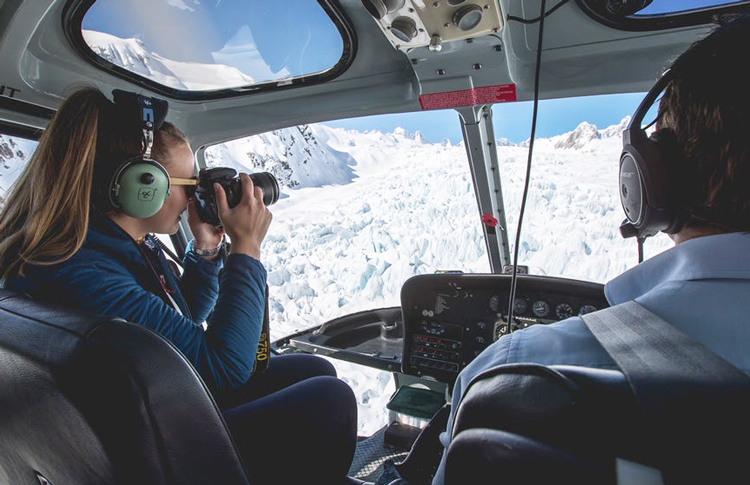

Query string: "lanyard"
[[137, 236, 185, 317]]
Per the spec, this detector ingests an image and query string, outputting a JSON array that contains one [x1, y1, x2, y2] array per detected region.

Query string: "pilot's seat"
[[444, 361, 750, 484]]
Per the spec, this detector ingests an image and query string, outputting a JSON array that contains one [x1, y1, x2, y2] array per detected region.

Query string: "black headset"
[[618, 14, 749, 239], [96, 90, 172, 219]]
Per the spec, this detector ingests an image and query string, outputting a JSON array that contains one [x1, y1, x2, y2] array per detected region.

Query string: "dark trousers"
[[218, 354, 358, 485]]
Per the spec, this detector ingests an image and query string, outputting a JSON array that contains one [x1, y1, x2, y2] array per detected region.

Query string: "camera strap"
[[251, 285, 271, 376], [137, 236, 190, 319]]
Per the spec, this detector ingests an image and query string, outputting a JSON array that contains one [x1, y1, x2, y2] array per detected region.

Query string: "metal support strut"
[[456, 105, 511, 272]]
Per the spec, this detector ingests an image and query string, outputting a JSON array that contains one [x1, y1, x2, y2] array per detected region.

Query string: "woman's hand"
[[214, 173, 272, 260], [186, 199, 225, 255]]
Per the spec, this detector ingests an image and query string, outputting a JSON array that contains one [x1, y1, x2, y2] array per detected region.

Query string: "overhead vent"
[[361, 0, 503, 51]]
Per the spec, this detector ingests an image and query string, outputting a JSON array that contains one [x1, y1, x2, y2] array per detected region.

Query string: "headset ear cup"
[[649, 128, 686, 233], [112, 158, 170, 218], [620, 127, 678, 237]]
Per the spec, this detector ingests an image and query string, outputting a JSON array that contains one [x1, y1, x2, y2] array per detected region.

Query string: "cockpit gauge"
[[579, 305, 597, 315], [555, 303, 574, 320], [532, 300, 550, 317], [513, 297, 527, 315], [488, 294, 501, 313]]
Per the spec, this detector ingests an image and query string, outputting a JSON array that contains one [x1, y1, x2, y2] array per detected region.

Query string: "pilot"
[[0, 87, 356, 484], [431, 13, 750, 485]]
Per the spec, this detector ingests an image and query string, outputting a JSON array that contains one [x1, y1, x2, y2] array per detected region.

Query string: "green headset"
[[97, 90, 172, 219]]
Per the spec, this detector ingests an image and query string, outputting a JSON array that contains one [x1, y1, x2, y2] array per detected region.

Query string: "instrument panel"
[[401, 274, 608, 383]]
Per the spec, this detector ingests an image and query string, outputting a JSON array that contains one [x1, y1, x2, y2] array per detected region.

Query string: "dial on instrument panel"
[[488, 295, 527, 315], [488, 294, 501, 312], [531, 300, 550, 317], [579, 305, 597, 315], [555, 303, 574, 320]]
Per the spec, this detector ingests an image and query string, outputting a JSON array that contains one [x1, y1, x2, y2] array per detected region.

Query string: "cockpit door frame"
[[457, 104, 511, 272]]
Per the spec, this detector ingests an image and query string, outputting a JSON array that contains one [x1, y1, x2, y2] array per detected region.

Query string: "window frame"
[[61, 0, 358, 101], [574, 0, 750, 31]]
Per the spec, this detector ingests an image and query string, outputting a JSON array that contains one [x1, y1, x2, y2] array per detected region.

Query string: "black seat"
[[0, 289, 370, 485], [444, 362, 750, 484], [445, 364, 639, 484], [0, 288, 251, 484]]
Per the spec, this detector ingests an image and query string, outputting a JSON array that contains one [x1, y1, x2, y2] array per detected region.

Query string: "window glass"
[[490, 96, 672, 284], [636, 0, 745, 15], [80, 0, 346, 92], [578, 0, 750, 29], [204, 115, 489, 341], [0, 134, 37, 204]]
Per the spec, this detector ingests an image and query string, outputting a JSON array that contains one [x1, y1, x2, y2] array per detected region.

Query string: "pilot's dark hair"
[[657, 13, 750, 233]]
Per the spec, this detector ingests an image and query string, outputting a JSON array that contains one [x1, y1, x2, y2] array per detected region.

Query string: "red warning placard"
[[419, 84, 517, 110]]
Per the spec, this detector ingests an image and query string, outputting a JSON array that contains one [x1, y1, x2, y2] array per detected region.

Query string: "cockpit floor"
[[348, 425, 409, 481]]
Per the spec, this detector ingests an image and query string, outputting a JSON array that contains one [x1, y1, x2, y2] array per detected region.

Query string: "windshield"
[[204, 111, 490, 341], [204, 97, 673, 343]]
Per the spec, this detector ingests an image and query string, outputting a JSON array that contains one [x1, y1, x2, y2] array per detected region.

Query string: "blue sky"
[[323, 92, 646, 144]]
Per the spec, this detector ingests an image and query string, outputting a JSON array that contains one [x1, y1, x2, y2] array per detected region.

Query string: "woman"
[[0, 87, 356, 484]]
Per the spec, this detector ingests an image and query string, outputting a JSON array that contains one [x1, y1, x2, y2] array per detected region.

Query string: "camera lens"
[[249, 172, 280, 206], [194, 167, 280, 226]]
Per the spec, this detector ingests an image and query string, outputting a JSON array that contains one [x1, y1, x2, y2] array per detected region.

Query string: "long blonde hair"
[[0, 87, 187, 279]]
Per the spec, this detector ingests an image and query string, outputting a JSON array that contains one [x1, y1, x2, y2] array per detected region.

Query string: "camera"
[[194, 167, 279, 226]]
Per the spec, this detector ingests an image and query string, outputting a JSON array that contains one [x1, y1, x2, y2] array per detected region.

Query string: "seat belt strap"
[[580, 301, 750, 401], [581, 301, 750, 483]]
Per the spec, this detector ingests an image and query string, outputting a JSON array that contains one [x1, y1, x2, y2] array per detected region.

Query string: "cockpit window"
[[637, 1, 747, 15], [0, 133, 37, 204], [203, 113, 489, 341], [67, 0, 354, 98], [576, 0, 750, 30]]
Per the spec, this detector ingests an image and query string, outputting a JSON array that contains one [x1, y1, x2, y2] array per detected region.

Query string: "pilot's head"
[[619, 13, 750, 242], [655, 14, 750, 237]]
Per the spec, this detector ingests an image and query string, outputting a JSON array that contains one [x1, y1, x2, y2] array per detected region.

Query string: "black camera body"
[[195, 167, 279, 226]]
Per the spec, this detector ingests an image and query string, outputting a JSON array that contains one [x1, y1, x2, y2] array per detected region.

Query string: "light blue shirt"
[[432, 231, 750, 485]]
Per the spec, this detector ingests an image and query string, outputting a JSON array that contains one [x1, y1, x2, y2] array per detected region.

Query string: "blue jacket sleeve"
[[177, 240, 224, 323], [46, 254, 266, 392]]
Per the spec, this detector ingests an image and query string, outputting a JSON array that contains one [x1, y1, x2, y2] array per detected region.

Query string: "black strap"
[[581, 301, 750, 399], [251, 285, 271, 376], [581, 301, 750, 482]]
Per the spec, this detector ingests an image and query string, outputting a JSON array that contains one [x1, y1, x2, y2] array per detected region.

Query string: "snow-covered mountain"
[[205, 125, 357, 189], [82, 30, 256, 91], [0, 135, 35, 200]]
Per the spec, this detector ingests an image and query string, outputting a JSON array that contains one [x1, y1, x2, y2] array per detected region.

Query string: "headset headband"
[[111, 89, 169, 159]]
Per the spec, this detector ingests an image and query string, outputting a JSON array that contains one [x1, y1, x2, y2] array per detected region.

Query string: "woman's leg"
[[216, 353, 337, 409], [223, 375, 358, 485]]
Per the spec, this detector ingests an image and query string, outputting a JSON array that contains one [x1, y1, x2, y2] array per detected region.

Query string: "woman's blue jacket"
[[3, 212, 267, 392]]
